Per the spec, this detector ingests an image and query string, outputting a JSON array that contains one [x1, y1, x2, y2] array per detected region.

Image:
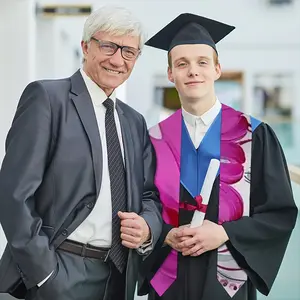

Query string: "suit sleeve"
[[222, 123, 298, 295], [0, 81, 58, 289], [139, 116, 162, 251]]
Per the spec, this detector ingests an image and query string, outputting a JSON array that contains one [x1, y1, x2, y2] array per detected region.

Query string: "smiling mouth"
[[103, 67, 123, 74], [185, 81, 204, 85]]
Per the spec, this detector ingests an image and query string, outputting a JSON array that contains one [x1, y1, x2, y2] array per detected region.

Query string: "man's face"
[[81, 31, 140, 95], [168, 44, 221, 102]]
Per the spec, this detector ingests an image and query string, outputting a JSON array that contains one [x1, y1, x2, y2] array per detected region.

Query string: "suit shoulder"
[[117, 100, 145, 123], [25, 77, 72, 108], [36, 77, 71, 94]]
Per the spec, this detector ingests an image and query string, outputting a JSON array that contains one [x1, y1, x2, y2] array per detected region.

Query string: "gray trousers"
[[25, 249, 126, 300]]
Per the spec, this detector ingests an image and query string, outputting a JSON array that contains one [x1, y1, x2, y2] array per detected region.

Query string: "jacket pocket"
[[36, 260, 59, 295]]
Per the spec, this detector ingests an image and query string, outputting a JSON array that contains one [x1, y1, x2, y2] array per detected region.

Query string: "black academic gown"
[[139, 122, 298, 300]]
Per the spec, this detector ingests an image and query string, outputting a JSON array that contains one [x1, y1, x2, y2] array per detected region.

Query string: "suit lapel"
[[70, 70, 103, 197], [116, 100, 134, 211]]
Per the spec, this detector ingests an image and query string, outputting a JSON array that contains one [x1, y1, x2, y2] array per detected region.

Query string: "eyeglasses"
[[90, 37, 141, 61]]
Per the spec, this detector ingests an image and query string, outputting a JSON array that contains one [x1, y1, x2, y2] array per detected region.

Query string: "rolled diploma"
[[190, 159, 220, 228]]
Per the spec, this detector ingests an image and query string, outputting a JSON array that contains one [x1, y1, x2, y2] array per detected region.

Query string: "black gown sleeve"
[[138, 221, 174, 295], [222, 122, 298, 296]]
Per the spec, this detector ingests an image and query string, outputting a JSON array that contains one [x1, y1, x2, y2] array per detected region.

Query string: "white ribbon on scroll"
[[190, 159, 220, 228]]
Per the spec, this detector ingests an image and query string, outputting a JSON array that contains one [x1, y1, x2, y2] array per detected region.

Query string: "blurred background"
[[0, 0, 299, 299]]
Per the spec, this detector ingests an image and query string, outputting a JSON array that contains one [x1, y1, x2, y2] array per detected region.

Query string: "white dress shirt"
[[67, 69, 124, 247], [182, 99, 222, 148]]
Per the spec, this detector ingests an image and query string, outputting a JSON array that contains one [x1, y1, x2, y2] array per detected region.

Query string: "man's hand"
[[165, 225, 191, 252], [176, 220, 229, 256], [118, 212, 150, 249]]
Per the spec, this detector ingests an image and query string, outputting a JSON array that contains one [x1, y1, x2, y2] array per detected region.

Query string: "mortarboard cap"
[[145, 13, 235, 53]]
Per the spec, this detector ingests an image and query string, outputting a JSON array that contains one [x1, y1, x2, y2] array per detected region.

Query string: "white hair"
[[82, 5, 147, 50]]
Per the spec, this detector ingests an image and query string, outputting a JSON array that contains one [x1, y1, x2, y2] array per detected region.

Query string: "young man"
[[138, 13, 298, 300], [0, 6, 162, 300]]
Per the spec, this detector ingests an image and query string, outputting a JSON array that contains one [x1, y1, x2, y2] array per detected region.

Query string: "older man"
[[0, 6, 162, 300]]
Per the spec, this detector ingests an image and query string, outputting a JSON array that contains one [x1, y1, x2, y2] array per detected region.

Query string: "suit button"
[[62, 229, 68, 236], [86, 202, 94, 209]]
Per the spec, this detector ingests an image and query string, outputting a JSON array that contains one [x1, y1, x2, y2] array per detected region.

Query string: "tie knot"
[[103, 98, 114, 111]]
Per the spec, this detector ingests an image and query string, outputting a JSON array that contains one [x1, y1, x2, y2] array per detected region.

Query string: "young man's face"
[[168, 44, 221, 102]]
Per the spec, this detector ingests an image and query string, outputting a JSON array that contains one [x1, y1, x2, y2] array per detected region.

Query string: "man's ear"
[[81, 40, 89, 60], [168, 67, 174, 83], [215, 63, 222, 81]]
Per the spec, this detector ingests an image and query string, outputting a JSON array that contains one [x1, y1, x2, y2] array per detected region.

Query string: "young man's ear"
[[215, 63, 222, 81], [168, 67, 174, 83]]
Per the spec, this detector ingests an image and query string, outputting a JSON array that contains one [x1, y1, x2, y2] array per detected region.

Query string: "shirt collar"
[[182, 98, 221, 127], [80, 68, 116, 107]]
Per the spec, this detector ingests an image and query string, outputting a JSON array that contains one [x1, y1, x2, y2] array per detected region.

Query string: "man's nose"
[[187, 65, 199, 77], [109, 48, 125, 68]]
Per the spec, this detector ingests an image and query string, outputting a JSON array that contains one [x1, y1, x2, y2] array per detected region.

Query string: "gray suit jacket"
[[0, 70, 162, 299]]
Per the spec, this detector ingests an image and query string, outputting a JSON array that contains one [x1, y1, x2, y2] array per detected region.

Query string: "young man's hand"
[[165, 225, 191, 252], [176, 220, 229, 256]]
